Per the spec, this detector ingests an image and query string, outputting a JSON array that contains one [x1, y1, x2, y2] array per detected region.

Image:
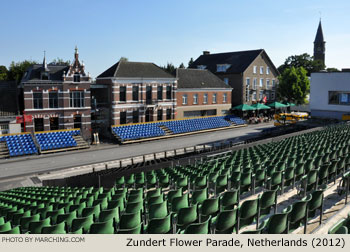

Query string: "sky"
[[1, 0, 350, 78]]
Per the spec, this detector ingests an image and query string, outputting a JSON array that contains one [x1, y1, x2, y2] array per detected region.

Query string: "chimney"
[[203, 51, 210, 55]]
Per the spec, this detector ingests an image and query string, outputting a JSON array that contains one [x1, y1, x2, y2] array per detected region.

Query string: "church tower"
[[313, 20, 325, 66]]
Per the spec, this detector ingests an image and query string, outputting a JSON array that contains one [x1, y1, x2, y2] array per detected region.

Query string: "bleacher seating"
[[112, 115, 245, 142], [112, 123, 165, 142], [0, 133, 38, 157], [35, 130, 80, 151], [30, 123, 349, 234]]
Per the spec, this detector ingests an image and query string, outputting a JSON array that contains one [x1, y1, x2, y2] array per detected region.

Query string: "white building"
[[310, 70, 350, 120]]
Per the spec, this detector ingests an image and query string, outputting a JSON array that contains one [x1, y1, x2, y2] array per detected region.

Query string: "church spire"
[[42, 51, 49, 71], [313, 20, 326, 67]]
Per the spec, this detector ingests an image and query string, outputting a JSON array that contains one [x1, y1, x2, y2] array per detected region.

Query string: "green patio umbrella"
[[251, 103, 271, 110], [266, 102, 288, 108], [285, 102, 296, 107], [232, 104, 256, 111]]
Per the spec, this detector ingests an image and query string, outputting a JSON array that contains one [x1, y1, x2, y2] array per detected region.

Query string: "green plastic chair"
[[146, 214, 172, 234], [180, 216, 211, 234], [171, 194, 189, 213], [147, 195, 164, 206], [82, 205, 101, 220], [238, 198, 259, 230], [0, 221, 11, 232], [0, 226, 21, 234], [148, 200, 168, 220], [199, 197, 220, 221], [262, 206, 292, 234], [167, 188, 182, 205], [119, 211, 142, 229], [19, 213, 41, 232], [175, 205, 198, 232], [89, 219, 115, 234], [259, 188, 278, 217], [192, 176, 208, 191], [107, 199, 125, 212], [45, 208, 65, 224], [56, 211, 77, 230], [99, 207, 120, 223], [328, 218, 350, 234], [115, 176, 125, 188], [308, 187, 325, 224], [125, 201, 144, 215], [68, 202, 87, 217], [191, 188, 208, 205], [28, 217, 51, 234], [71, 214, 94, 233], [41, 222, 66, 234], [288, 195, 312, 234], [212, 208, 238, 234], [219, 190, 239, 210], [12, 210, 31, 225], [146, 188, 162, 200]]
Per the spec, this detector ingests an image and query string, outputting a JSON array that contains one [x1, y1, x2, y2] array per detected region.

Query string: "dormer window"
[[41, 72, 49, 80], [197, 65, 206, 70], [217, 64, 230, 72], [74, 73, 80, 82]]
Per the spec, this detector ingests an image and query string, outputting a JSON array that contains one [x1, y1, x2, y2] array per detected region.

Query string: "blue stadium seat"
[[34, 130, 79, 151], [0, 133, 38, 157]]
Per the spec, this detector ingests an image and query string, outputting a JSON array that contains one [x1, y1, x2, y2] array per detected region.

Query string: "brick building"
[[20, 47, 92, 140], [190, 49, 279, 106], [96, 60, 177, 126], [175, 68, 232, 118]]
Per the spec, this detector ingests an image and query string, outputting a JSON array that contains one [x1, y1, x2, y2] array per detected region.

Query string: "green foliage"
[[179, 63, 185, 68], [120, 57, 128, 62], [277, 66, 310, 105], [50, 58, 70, 66], [326, 67, 340, 72], [0, 65, 8, 80], [161, 62, 176, 74], [8, 60, 38, 84], [188, 57, 194, 68], [278, 53, 324, 76]]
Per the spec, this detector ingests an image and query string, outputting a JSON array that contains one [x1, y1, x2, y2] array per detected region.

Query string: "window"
[[272, 79, 276, 88], [49, 91, 58, 108], [260, 78, 264, 87], [246, 78, 250, 86], [166, 109, 171, 120], [50, 117, 59, 130], [253, 78, 257, 89], [34, 118, 44, 131], [329, 91, 350, 105], [120, 86, 126, 102], [157, 109, 163, 121], [41, 72, 49, 80], [213, 93, 217, 103], [157, 86, 163, 100], [146, 86, 152, 103], [271, 92, 275, 100], [73, 115, 81, 129], [120, 111, 126, 124], [259, 91, 263, 100], [266, 79, 270, 89], [266, 93, 270, 101], [223, 78, 229, 85], [73, 73, 80, 82], [252, 92, 257, 101], [166, 86, 172, 100], [193, 94, 198, 104], [132, 86, 139, 101], [33, 92, 43, 109], [203, 93, 208, 104], [217, 64, 230, 72], [133, 110, 139, 123], [260, 66, 264, 74], [246, 88, 250, 102], [253, 66, 257, 74], [182, 94, 188, 105], [266, 67, 270, 75], [70, 91, 84, 107], [223, 93, 227, 103], [197, 65, 206, 70]]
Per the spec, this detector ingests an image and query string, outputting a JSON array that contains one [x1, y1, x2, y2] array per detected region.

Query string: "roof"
[[97, 60, 174, 79], [22, 64, 69, 82], [190, 49, 264, 74], [176, 68, 232, 89], [314, 20, 325, 43]]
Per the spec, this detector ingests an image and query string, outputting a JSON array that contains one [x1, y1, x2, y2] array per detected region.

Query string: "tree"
[[8, 60, 38, 84], [188, 57, 194, 68], [161, 62, 176, 74], [278, 53, 324, 76], [179, 63, 185, 68], [277, 66, 310, 105], [50, 58, 70, 65], [120, 57, 128, 61], [326, 67, 340, 72], [0, 65, 8, 80]]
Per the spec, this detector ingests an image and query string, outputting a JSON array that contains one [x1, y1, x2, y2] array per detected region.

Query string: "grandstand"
[[1, 123, 350, 234], [111, 115, 247, 143], [0, 129, 89, 159]]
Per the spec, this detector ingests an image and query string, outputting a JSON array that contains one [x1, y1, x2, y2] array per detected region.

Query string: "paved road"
[[0, 123, 273, 179]]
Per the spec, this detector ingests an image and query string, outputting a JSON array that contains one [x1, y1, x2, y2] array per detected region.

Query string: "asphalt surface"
[[0, 123, 274, 180]]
